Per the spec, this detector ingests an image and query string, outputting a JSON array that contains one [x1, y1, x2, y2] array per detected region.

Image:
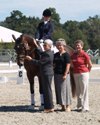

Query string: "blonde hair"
[[56, 38, 67, 46]]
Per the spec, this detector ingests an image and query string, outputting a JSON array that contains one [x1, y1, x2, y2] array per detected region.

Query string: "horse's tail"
[[70, 67, 76, 98]]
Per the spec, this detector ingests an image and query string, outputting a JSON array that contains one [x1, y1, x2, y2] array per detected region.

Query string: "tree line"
[[0, 8, 100, 50]]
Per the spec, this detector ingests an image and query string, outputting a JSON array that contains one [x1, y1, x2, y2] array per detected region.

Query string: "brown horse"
[[12, 34, 44, 109], [12, 34, 76, 109]]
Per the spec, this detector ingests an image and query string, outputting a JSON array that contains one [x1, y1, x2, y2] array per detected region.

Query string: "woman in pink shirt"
[[71, 40, 92, 112]]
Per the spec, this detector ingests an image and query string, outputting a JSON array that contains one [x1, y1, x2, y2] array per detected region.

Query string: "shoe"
[[81, 109, 89, 112], [44, 108, 54, 113], [61, 105, 66, 111], [73, 106, 82, 112], [66, 105, 71, 112]]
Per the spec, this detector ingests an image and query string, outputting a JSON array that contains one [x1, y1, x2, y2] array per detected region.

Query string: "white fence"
[[0, 63, 26, 84], [0, 49, 99, 62], [0, 63, 100, 84], [0, 49, 16, 62], [86, 49, 100, 57]]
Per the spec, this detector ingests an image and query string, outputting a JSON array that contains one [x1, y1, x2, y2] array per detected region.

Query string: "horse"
[[12, 34, 76, 109], [12, 34, 44, 109]]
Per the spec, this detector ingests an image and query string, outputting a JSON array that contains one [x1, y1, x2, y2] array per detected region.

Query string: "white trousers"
[[74, 72, 89, 110]]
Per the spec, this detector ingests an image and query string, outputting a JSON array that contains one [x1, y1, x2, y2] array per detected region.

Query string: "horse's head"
[[12, 34, 37, 67]]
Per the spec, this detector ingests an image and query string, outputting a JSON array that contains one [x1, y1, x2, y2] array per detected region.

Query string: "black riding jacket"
[[35, 20, 54, 40]]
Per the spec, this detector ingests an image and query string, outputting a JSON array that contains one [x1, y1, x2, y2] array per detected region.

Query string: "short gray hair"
[[44, 39, 53, 47]]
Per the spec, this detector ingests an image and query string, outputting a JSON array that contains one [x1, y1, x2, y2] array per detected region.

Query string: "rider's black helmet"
[[43, 9, 51, 17]]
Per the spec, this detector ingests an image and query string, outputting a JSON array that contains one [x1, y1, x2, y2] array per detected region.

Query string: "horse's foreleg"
[[27, 74, 35, 106]]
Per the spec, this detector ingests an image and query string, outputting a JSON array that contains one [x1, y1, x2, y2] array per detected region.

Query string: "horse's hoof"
[[28, 105, 35, 110], [39, 105, 44, 111]]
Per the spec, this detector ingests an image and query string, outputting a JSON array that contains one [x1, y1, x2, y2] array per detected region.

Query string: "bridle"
[[14, 36, 37, 67], [22, 42, 36, 57]]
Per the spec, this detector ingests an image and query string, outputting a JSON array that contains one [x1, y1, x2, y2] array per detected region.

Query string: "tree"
[[86, 15, 100, 49], [49, 7, 61, 24], [0, 9, 100, 50], [4, 10, 24, 31]]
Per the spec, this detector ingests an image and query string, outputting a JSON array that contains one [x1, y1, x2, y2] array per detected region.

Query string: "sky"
[[0, 0, 100, 23]]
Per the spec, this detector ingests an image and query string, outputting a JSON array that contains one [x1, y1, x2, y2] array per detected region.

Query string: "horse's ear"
[[12, 34, 16, 41]]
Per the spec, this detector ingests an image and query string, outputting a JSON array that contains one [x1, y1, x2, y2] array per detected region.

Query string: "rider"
[[32, 9, 54, 109], [35, 9, 58, 52], [35, 8, 54, 44]]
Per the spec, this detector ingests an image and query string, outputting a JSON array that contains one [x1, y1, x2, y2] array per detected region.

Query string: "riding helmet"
[[43, 9, 51, 16]]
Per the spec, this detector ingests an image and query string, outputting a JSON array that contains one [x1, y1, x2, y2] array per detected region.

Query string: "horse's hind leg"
[[30, 82, 35, 106], [38, 76, 44, 106]]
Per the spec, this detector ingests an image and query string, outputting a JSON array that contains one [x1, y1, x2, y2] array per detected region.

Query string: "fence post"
[[9, 60, 12, 67], [17, 67, 24, 84], [0, 76, 8, 84]]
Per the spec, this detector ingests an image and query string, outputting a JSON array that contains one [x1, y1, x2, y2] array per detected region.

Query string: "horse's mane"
[[21, 34, 33, 42], [20, 34, 37, 48]]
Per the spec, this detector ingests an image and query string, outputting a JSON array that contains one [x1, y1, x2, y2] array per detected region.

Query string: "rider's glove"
[[36, 39, 39, 41], [39, 39, 44, 43]]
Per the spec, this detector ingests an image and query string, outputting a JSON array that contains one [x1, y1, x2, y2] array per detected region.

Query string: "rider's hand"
[[36, 39, 38, 41], [39, 39, 44, 43]]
